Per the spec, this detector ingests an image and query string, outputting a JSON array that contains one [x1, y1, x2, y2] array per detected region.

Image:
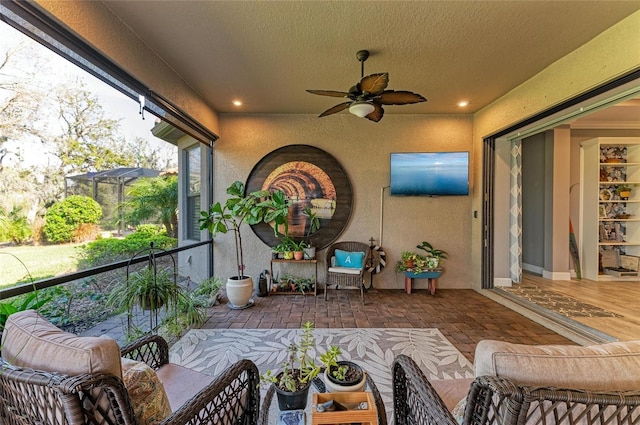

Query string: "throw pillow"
[[334, 249, 365, 269], [452, 397, 466, 425], [121, 358, 172, 425]]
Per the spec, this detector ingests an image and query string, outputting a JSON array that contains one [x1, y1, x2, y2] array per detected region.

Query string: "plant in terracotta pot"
[[319, 345, 365, 393], [291, 239, 306, 260], [199, 181, 288, 308], [260, 321, 322, 410], [401, 251, 416, 268]]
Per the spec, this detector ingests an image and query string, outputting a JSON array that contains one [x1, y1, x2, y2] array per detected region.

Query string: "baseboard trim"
[[542, 270, 571, 281], [522, 263, 543, 275], [493, 278, 512, 287]]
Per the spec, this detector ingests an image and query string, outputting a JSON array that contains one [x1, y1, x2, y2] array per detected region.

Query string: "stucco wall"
[[471, 10, 640, 289], [215, 114, 473, 290]]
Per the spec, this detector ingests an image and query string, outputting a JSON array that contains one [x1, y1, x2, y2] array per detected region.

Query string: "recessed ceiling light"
[[457, 101, 469, 107], [232, 100, 242, 107]]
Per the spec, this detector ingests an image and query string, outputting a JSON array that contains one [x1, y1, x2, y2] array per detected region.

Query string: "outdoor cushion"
[[121, 357, 172, 424], [430, 378, 474, 411], [328, 266, 362, 275], [475, 339, 640, 391], [1, 309, 122, 378], [334, 249, 365, 269], [156, 363, 214, 411]]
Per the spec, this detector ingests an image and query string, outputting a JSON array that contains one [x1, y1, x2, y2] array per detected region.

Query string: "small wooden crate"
[[311, 391, 377, 425]]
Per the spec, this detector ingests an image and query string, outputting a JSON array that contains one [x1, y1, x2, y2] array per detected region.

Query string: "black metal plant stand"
[[125, 242, 178, 335]]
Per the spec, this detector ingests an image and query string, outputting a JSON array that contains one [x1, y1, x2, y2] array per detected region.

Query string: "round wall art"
[[245, 145, 353, 250]]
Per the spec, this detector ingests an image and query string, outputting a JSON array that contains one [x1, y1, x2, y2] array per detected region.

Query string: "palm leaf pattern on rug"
[[170, 328, 473, 424]]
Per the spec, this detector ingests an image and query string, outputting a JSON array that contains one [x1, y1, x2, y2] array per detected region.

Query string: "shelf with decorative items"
[[269, 259, 318, 295], [581, 137, 640, 281]]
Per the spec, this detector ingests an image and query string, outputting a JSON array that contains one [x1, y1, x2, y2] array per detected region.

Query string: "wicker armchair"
[[0, 334, 260, 425], [392, 354, 640, 425], [325, 241, 370, 304]]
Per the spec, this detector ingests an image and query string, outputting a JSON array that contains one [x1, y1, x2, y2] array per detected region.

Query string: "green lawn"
[[0, 243, 83, 287]]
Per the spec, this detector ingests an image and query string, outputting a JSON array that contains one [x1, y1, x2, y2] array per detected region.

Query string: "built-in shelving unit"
[[581, 137, 640, 281]]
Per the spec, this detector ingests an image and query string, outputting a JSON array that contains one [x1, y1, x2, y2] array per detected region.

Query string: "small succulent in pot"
[[260, 321, 322, 410], [319, 345, 365, 392]]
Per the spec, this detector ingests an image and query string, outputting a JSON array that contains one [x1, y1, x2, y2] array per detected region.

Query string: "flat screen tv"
[[390, 152, 469, 196]]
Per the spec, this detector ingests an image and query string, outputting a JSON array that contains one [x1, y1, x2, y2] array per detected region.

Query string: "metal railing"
[[0, 240, 211, 300]]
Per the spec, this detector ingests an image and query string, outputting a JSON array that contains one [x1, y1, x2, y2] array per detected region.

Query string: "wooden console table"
[[403, 270, 442, 295]]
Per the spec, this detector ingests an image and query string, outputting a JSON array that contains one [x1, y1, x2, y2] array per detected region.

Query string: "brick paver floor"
[[201, 288, 573, 363]]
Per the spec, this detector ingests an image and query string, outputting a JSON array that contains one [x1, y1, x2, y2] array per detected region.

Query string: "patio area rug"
[[169, 327, 474, 423], [500, 286, 623, 318]]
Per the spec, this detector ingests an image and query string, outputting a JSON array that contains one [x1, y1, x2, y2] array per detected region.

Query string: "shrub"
[[1, 206, 32, 245], [44, 196, 102, 243], [79, 230, 177, 269], [134, 224, 165, 238], [73, 223, 100, 243]]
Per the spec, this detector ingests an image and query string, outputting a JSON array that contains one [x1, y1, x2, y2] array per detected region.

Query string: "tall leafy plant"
[[199, 181, 289, 279], [122, 175, 178, 238]]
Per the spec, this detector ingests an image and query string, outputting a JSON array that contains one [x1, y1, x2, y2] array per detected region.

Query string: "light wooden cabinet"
[[581, 137, 640, 281]]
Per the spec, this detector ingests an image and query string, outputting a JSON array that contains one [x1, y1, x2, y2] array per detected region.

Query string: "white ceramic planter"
[[226, 276, 253, 307], [303, 246, 316, 260], [324, 367, 366, 393]]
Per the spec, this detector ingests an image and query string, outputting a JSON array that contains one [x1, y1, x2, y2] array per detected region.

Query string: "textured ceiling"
[[102, 1, 640, 116]]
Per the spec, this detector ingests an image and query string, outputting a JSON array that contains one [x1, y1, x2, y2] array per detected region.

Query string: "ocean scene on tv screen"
[[390, 152, 469, 196]]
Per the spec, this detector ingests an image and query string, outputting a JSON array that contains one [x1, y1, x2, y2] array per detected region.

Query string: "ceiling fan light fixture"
[[349, 101, 375, 118]]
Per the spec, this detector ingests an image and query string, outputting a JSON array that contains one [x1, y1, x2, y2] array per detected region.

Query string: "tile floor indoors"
[[201, 288, 574, 363]]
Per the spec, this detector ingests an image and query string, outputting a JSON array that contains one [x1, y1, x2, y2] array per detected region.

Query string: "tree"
[[122, 175, 178, 238], [128, 137, 176, 170], [0, 41, 47, 170], [52, 80, 132, 175]]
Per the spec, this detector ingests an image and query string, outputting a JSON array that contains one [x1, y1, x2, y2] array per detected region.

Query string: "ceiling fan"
[[306, 50, 427, 122]]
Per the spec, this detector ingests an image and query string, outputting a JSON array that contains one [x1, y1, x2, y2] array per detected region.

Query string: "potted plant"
[[615, 184, 635, 200], [416, 241, 448, 269], [108, 266, 182, 312], [395, 241, 448, 275], [302, 206, 321, 259], [319, 345, 366, 393], [199, 181, 289, 308], [275, 236, 297, 260], [400, 251, 416, 268], [291, 239, 305, 260], [295, 276, 315, 294], [260, 321, 322, 410]]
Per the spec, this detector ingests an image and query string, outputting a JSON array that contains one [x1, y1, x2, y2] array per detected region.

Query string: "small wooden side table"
[[403, 270, 442, 295]]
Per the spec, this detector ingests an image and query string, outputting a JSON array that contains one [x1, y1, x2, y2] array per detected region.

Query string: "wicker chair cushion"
[[328, 266, 362, 275], [430, 378, 474, 411], [122, 357, 172, 424], [475, 339, 640, 391], [156, 363, 214, 411], [1, 310, 122, 378]]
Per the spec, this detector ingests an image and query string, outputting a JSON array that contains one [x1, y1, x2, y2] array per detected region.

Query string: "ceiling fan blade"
[[365, 102, 384, 122], [318, 102, 351, 117], [358, 73, 389, 96], [306, 90, 350, 98], [378, 90, 427, 105]]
